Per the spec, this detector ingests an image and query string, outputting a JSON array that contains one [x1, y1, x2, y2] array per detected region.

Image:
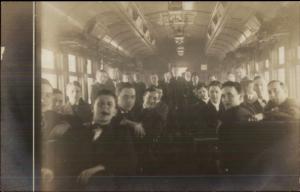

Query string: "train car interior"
[[1, 2, 300, 191]]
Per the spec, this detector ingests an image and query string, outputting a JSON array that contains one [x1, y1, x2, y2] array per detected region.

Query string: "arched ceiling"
[[39, 2, 299, 71]]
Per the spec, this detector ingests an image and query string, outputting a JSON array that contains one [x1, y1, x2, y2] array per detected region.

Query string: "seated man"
[[74, 90, 137, 189], [91, 70, 116, 105], [153, 85, 169, 124], [253, 75, 269, 106], [189, 83, 209, 136], [195, 83, 209, 105], [114, 82, 145, 138], [251, 80, 300, 121], [241, 80, 265, 115], [218, 81, 253, 174], [139, 87, 165, 175], [52, 88, 64, 114], [204, 80, 225, 137], [41, 79, 74, 191], [62, 81, 92, 125]]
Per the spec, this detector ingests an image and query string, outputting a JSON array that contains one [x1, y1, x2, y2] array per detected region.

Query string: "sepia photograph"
[[1, 1, 300, 191]]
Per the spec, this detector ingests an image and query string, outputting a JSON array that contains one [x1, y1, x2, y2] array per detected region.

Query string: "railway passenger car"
[[1, 2, 300, 191]]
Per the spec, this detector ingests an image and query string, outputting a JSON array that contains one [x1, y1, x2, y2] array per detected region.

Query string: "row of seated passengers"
[[41, 76, 300, 190]]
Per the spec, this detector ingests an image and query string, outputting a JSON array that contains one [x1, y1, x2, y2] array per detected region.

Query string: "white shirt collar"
[[93, 128, 103, 141], [211, 102, 220, 111]]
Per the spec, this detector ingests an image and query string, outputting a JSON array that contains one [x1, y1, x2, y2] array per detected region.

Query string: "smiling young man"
[[204, 81, 225, 137], [217, 81, 253, 174], [62, 81, 92, 124], [72, 89, 137, 189], [250, 80, 300, 121]]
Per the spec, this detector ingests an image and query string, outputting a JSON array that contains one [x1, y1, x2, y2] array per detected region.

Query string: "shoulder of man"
[[283, 98, 299, 107], [234, 105, 252, 121]]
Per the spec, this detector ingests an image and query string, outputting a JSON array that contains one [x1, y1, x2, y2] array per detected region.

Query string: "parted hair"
[[222, 81, 242, 94]]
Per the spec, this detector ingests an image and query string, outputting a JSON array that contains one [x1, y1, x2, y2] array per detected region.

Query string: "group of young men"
[[40, 68, 300, 190]]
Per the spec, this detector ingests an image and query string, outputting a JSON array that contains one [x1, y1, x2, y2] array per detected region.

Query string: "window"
[[106, 67, 115, 80], [278, 46, 285, 65], [87, 59, 92, 74], [68, 54, 76, 72], [42, 73, 57, 88], [247, 64, 251, 75], [87, 78, 94, 104], [69, 75, 78, 83], [255, 62, 259, 71], [265, 59, 269, 68], [264, 71, 270, 83], [277, 68, 285, 83], [296, 65, 300, 98], [201, 64, 207, 71], [172, 67, 187, 77], [1, 46, 5, 60], [42, 49, 55, 69]]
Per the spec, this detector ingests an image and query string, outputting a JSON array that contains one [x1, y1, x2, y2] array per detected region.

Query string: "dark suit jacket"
[[264, 98, 300, 121], [71, 122, 137, 177], [64, 99, 92, 124], [204, 101, 225, 137], [241, 100, 264, 115], [133, 82, 146, 108], [190, 99, 208, 136], [41, 111, 75, 177], [218, 105, 253, 174]]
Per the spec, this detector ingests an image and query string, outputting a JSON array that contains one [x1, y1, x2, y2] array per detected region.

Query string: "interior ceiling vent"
[[85, 18, 108, 40], [245, 15, 261, 34], [168, 2, 183, 11]]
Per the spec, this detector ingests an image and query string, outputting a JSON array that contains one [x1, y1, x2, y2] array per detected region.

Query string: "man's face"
[[246, 82, 255, 95], [42, 83, 53, 113], [254, 78, 266, 98], [144, 91, 159, 109], [150, 75, 159, 85], [236, 68, 246, 79], [244, 83, 258, 103], [53, 93, 63, 113], [192, 75, 199, 85], [209, 76, 217, 81], [93, 95, 117, 125], [164, 72, 171, 82], [184, 72, 191, 82], [118, 88, 136, 112], [122, 75, 129, 83], [67, 85, 81, 105], [133, 74, 138, 82], [222, 86, 242, 110], [96, 72, 108, 84], [228, 73, 236, 82], [209, 86, 222, 104], [268, 82, 287, 105], [197, 87, 209, 102]]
